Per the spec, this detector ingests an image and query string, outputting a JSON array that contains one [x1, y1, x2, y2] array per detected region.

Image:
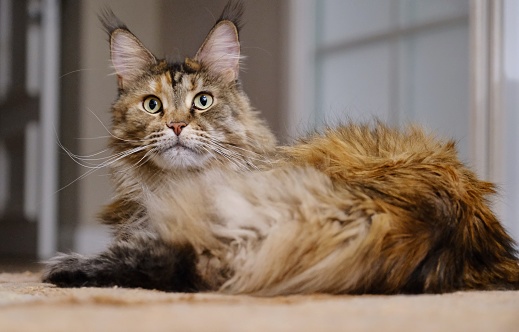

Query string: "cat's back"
[[283, 121, 460, 178]]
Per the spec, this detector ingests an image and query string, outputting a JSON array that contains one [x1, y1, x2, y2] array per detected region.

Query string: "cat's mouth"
[[166, 142, 199, 155], [169, 143, 190, 151], [153, 140, 209, 170]]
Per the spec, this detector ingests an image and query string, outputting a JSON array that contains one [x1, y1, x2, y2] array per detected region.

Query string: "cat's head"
[[100, 1, 276, 174]]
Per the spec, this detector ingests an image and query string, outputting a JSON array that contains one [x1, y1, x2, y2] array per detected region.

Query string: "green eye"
[[143, 96, 162, 114], [193, 93, 214, 110]]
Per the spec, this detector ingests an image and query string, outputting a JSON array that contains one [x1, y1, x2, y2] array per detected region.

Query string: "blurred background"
[[0, 0, 518, 264]]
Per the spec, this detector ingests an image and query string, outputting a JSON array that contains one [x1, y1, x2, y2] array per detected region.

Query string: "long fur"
[[42, 1, 519, 296], [141, 122, 519, 295]]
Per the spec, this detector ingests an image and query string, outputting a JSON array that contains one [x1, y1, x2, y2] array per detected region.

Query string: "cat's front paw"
[[42, 253, 92, 287]]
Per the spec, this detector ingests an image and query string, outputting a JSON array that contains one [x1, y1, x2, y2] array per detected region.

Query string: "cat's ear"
[[194, 21, 241, 83], [100, 10, 157, 88], [110, 29, 157, 88]]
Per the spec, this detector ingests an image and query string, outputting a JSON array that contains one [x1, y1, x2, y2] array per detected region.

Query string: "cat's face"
[[104, 16, 275, 173]]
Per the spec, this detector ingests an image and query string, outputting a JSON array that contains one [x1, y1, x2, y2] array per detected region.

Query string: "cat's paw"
[[42, 253, 92, 287]]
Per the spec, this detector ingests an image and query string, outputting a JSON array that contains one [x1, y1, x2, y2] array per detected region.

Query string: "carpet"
[[0, 271, 518, 332]]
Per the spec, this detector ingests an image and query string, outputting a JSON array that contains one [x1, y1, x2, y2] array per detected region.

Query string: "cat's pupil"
[[200, 95, 207, 106], [149, 99, 158, 110]]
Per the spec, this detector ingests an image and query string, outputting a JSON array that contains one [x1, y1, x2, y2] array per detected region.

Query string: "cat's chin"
[[152, 145, 210, 171]]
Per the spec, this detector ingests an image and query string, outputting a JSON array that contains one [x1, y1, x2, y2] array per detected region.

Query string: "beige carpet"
[[0, 272, 518, 332]]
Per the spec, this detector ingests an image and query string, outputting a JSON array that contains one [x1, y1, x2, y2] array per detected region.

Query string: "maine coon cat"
[[43, 1, 519, 295]]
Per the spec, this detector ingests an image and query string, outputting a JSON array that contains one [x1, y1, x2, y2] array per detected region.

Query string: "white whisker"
[[55, 142, 159, 193], [86, 108, 142, 143], [59, 68, 96, 79]]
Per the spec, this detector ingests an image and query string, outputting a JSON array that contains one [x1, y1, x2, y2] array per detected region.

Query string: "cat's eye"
[[143, 96, 163, 114], [193, 93, 214, 111]]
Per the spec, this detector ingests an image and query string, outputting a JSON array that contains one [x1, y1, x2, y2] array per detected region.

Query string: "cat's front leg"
[[42, 234, 207, 292], [42, 252, 99, 288]]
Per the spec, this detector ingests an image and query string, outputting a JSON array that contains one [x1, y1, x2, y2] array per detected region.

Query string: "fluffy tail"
[[275, 122, 519, 293]]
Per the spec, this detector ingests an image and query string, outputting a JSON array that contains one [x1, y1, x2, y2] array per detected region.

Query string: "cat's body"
[[43, 1, 519, 295]]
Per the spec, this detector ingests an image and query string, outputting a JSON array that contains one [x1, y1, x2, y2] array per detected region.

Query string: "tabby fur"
[[43, 1, 519, 295]]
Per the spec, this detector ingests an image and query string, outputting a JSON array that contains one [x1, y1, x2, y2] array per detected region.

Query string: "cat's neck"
[[109, 158, 238, 200]]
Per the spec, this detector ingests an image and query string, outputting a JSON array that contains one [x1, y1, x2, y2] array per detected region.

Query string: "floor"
[[0, 271, 518, 332]]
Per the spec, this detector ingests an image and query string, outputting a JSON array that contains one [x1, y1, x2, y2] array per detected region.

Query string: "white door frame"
[[38, 0, 61, 259], [470, 0, 504, 183]]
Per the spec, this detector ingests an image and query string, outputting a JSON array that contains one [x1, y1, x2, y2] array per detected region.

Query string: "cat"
[[43, 0, 519, 295]]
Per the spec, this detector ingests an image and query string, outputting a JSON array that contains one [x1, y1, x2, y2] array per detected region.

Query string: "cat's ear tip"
[[110, 28, 133, 40], [214, 20, 240, 39]]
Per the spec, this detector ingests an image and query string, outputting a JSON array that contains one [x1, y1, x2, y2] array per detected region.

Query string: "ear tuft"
[[219, 0, 244, 32], [99, 8, 127, 35], [195, 21, 241, 82]]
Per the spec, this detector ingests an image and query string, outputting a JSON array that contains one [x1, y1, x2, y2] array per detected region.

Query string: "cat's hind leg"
[[42, 233, 206, 292]]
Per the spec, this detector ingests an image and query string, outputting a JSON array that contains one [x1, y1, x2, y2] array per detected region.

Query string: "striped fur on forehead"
[[169, 61, 199, 88]]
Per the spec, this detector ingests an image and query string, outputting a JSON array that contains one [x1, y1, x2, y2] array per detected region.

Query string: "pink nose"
[[167, 121, 188, 136]]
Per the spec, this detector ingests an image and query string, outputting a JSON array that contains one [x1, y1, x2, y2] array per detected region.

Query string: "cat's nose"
[[167, 121, 188, 136]]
